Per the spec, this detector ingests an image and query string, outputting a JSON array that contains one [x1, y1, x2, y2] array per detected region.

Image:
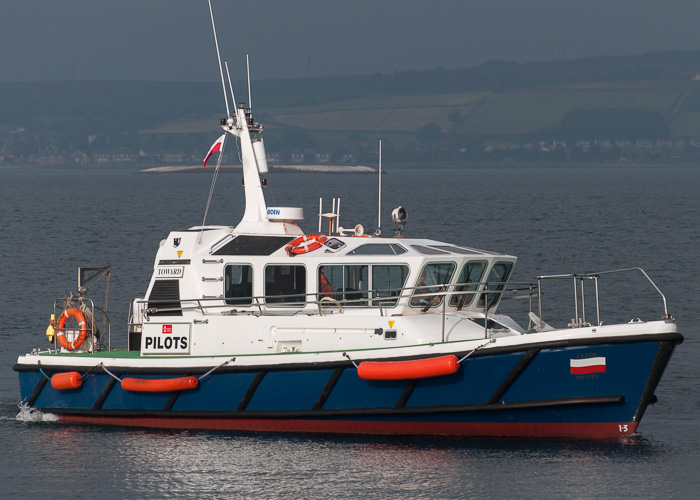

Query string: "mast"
[[377, 140, 382, 236], [206, 4, 302, 236], [207, 0, 230, 117]]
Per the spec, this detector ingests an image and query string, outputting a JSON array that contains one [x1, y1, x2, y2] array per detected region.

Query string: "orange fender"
[[51, 371, 83, 390], [358, 355, 460, 381], [121, 376, 199, 392]]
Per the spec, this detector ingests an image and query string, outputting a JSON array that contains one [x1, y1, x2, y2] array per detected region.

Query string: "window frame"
[[223, 263, 254, 306], [449, 260, 488, 308], [409, 261, 457, 309], [264, 263, 308, 306], [477, 261, 514, 310], [318, 263, 410, 308]]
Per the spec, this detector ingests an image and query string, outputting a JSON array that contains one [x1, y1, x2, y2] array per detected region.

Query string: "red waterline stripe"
[[58, 415, 638, 439]]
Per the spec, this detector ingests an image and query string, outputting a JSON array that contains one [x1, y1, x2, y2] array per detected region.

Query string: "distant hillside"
[[2, 50, 700, 165]]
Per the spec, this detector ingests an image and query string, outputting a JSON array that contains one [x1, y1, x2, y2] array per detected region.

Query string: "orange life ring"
[[285, 233, 327, 255], [55, 308, 89, 351]]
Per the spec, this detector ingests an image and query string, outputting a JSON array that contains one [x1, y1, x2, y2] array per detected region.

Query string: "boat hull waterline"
[[16, 331, 680, 438]]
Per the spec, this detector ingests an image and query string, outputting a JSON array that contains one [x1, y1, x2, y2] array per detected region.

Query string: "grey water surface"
[[0, 165, 698, 499]]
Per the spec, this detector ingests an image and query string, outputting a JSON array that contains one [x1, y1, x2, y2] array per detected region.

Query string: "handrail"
[[536, 267, 670, 321], [53, 296, 112, 352], [136, 281, 517, 319], [132, 267, 671, 330]]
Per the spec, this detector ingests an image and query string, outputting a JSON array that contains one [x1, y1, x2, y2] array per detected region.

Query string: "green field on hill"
[[3, 50, 700, 164], [263, 86, 692, 138]]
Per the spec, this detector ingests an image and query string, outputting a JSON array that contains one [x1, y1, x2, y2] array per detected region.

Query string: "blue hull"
[[15, 333, 682, 438]]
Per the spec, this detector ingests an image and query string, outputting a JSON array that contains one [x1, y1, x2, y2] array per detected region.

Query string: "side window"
[[478, 262, 513, 309], [224, 264, 252, 305], [410, 262, 456, 308], [372, 265, 409, 307], [265, 265, 306, 305], [449, 261, 487, 307], [319, 265, 368, 306]]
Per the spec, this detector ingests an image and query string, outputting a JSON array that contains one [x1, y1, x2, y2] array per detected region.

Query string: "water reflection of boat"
[[13, 5, 682, 439]]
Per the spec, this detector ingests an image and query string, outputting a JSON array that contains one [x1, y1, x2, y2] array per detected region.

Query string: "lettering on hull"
[[141, 323, 191, 354]]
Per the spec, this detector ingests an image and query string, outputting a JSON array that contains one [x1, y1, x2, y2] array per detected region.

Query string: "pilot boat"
[[13, 9, 682, 440]]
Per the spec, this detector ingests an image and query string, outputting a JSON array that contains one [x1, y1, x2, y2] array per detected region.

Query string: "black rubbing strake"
[[487, 349, 540, 404], [237, 372, 267, 411], [93, 377, 118, 409], [312, 368, 345, 410]]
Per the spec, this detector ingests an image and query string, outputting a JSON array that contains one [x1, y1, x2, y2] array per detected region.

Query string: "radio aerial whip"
[[200, 0, 231, 240]]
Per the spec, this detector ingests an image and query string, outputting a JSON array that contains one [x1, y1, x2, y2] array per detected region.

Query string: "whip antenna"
[[247, 54, 252, 109], [377, 140, 382, 236], [225, 61, 238, 117], [208, 0, 230, 117]]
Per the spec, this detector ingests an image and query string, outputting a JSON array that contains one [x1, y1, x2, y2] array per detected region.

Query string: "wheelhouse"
[[141, 231, 517, 318]]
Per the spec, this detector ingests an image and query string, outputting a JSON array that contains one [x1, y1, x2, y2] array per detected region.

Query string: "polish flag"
[[570, 357, 606, 375], [203, 133, 226, 168]]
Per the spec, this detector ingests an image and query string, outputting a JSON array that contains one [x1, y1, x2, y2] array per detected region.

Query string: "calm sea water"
[[1, 165, 698, 499]]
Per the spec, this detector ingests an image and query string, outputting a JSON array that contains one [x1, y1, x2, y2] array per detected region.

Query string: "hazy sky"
[[2, 0, 699, 82]]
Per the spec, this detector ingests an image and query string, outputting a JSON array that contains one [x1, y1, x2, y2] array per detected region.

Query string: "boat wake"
[[13, 402, 59, 423]]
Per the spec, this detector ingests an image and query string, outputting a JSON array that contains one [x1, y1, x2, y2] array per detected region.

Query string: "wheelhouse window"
[[478, 262, 514, 310], [224, 264, 253, 305], [319, 265, 368, 306], [318, 264, 409, 307], [410, 262, 456, 308], [265, 265, 306, 305], [449, 260, 487, 308], [371, 265, 409, 307]]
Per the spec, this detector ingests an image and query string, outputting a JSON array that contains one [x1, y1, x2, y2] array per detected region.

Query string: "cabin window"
[[224, 264, 253, 305], [265, 265, 306, 305], [410, 262, 456, 308], [318, 264, 409, 307], [318, 265, 368, 306], [449, 260, 487, 308], [478, 262, 514, 310], [348, 243, 407, 255], [371, 265, 409, 307]]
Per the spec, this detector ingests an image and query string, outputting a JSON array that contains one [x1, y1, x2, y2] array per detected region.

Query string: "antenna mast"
[[208, 0, 230, 117], [224, 62, 237, 118], [247, 54, 252, 108], [377, 140, 382, 235]]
